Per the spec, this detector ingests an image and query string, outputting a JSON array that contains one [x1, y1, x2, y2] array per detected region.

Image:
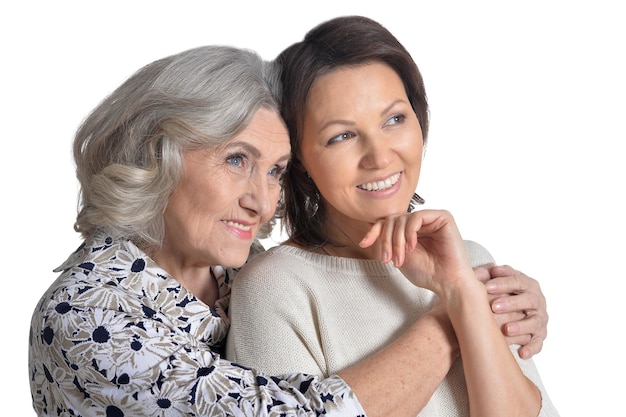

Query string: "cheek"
[[307, 152, 349, 186], [400, 135, 423, 169], [310, 168, 341, 201], [270, 186, 282, 207]]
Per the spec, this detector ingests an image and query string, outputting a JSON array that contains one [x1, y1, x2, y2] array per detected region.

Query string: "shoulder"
[[463, 240, 496, 267], [231, 245, 321, 296], [238, 245, 315, 277]]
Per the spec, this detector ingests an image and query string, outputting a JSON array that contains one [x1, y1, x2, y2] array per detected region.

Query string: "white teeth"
[[358, 173, 400, 191], [224, 221, 251, 231]]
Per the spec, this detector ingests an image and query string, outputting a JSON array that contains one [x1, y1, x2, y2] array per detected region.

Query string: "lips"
[[223, 220, 252, 231], [357, 172, 401, 191]]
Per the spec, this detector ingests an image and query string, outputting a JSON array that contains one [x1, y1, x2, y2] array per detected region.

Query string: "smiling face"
[[155, 107, 290, 271], [300, 62, 424, 242]]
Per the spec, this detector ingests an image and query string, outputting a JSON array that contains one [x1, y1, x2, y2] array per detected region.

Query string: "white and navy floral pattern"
[[29, 233, 365, 417]]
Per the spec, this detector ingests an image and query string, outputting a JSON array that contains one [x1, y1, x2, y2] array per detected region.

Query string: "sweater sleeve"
[[464, 239, 496, 266], [226, 250, 329, 377]]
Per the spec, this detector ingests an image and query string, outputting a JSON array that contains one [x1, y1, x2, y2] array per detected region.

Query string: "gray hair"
[[73, 45, 283, 250]]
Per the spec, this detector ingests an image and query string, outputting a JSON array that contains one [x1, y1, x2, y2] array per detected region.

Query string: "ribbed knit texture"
[[226, 240, 559, 416]]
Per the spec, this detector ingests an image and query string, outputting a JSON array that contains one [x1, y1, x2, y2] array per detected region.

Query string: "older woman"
[[28, 45, 358, 417], [226, 16, 559, 417]]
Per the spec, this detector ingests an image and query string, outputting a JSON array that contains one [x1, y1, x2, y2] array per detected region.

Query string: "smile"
[[357, 173, 401, 191], [224, 221, 252, 231]]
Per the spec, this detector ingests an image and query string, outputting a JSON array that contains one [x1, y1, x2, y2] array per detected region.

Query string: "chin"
[[219, 251, 251, 269], [368, 206, 409, 220]]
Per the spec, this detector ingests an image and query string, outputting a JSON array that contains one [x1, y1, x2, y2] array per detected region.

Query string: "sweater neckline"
[[269, 244, 401, 276]]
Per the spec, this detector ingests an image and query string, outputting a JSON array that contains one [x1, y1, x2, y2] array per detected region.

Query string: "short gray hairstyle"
[[73, 45, 283, 250]]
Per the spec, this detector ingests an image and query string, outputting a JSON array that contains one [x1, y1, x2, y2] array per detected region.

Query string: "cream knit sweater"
[[226, 241, 559, 416]]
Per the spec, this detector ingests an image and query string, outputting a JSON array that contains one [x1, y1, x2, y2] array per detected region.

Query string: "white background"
[[2, 1, 624, 415]]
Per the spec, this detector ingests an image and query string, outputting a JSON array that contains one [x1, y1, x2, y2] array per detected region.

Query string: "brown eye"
[[384, 114, 406, 127], [327, 131, 355, 145]]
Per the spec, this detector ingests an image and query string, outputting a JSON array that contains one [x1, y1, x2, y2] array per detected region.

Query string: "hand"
[[359, 209, 474, 294], [475, 264, 548, 359]]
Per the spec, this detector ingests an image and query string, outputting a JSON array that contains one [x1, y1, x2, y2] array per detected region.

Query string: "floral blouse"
[[29, 233, 365, 417]]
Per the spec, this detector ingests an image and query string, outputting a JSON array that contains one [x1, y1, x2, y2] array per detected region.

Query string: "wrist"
[[439, 274, 488, 307]]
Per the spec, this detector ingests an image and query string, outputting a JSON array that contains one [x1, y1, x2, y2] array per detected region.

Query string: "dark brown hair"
[[276, 15, 429, 247]]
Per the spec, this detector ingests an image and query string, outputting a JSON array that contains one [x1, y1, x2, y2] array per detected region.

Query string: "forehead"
[[306, 63, 407, 115], [230, 107, 290, 151], [312, 62, 403, 96]]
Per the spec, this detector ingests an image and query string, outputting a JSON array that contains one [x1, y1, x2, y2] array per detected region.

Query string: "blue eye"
[[268, 165, 287, 179], [227, 154, 245, 167]]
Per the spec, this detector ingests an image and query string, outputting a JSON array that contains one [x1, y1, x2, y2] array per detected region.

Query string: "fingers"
[[485, 267, 547, 320], [484, 265, 540, 295], [493, 311, 526, 327], [491, 291, 543, 315], [360, 213, 423, 266], [474, 264, 495, 283], [359, 221, 383, 249], [505, 311, 547, 340], [517, 337, 544, 359], [359, 217, 408, 264], [498, 310, 547, 359], [504, 329, 544, 359], [491, 292, 548, 337], [490, 284, 548, 347], [359, 210, 467, 267], [387, 215, 410, 266]]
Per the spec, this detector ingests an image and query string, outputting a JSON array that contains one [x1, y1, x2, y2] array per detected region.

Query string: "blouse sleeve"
[[29, 278, 365, 417]]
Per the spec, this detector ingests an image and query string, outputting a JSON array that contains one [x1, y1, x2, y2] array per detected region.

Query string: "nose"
[[239, 172, 274, 221], [359, 134, 393, 169]]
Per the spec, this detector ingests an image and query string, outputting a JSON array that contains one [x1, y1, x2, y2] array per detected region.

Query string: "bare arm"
[[444, 274, 541, 417], [361, 209, 542, 417], [338, 305, 457, 417]]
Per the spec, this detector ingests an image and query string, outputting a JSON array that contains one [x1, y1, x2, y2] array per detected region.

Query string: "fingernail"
[[505, 323, 518, 335], [493, 302, 503, 312]]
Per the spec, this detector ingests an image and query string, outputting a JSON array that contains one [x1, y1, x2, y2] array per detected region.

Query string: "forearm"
[[337, 312, 458, 417], [445, 281, 541, 417]]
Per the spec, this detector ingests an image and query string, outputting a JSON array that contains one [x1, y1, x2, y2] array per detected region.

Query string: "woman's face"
[[300, 62, 423, 235], [160, 107, 290, 269]]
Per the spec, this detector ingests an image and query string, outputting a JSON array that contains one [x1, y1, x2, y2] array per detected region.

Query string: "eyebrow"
[[382, 99, 406, 116], [316, 99, 407, 133]]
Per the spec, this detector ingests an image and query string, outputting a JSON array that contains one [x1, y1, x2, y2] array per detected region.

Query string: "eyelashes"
[[268, 165, 287, 178], [226, 152, 287, 181], [325, 113, 407, 145], [226, 153, 246, 168]]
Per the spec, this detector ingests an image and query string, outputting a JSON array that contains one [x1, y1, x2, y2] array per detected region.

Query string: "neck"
[[320, 218, 380, 260], [149, 248, 219, 306]]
